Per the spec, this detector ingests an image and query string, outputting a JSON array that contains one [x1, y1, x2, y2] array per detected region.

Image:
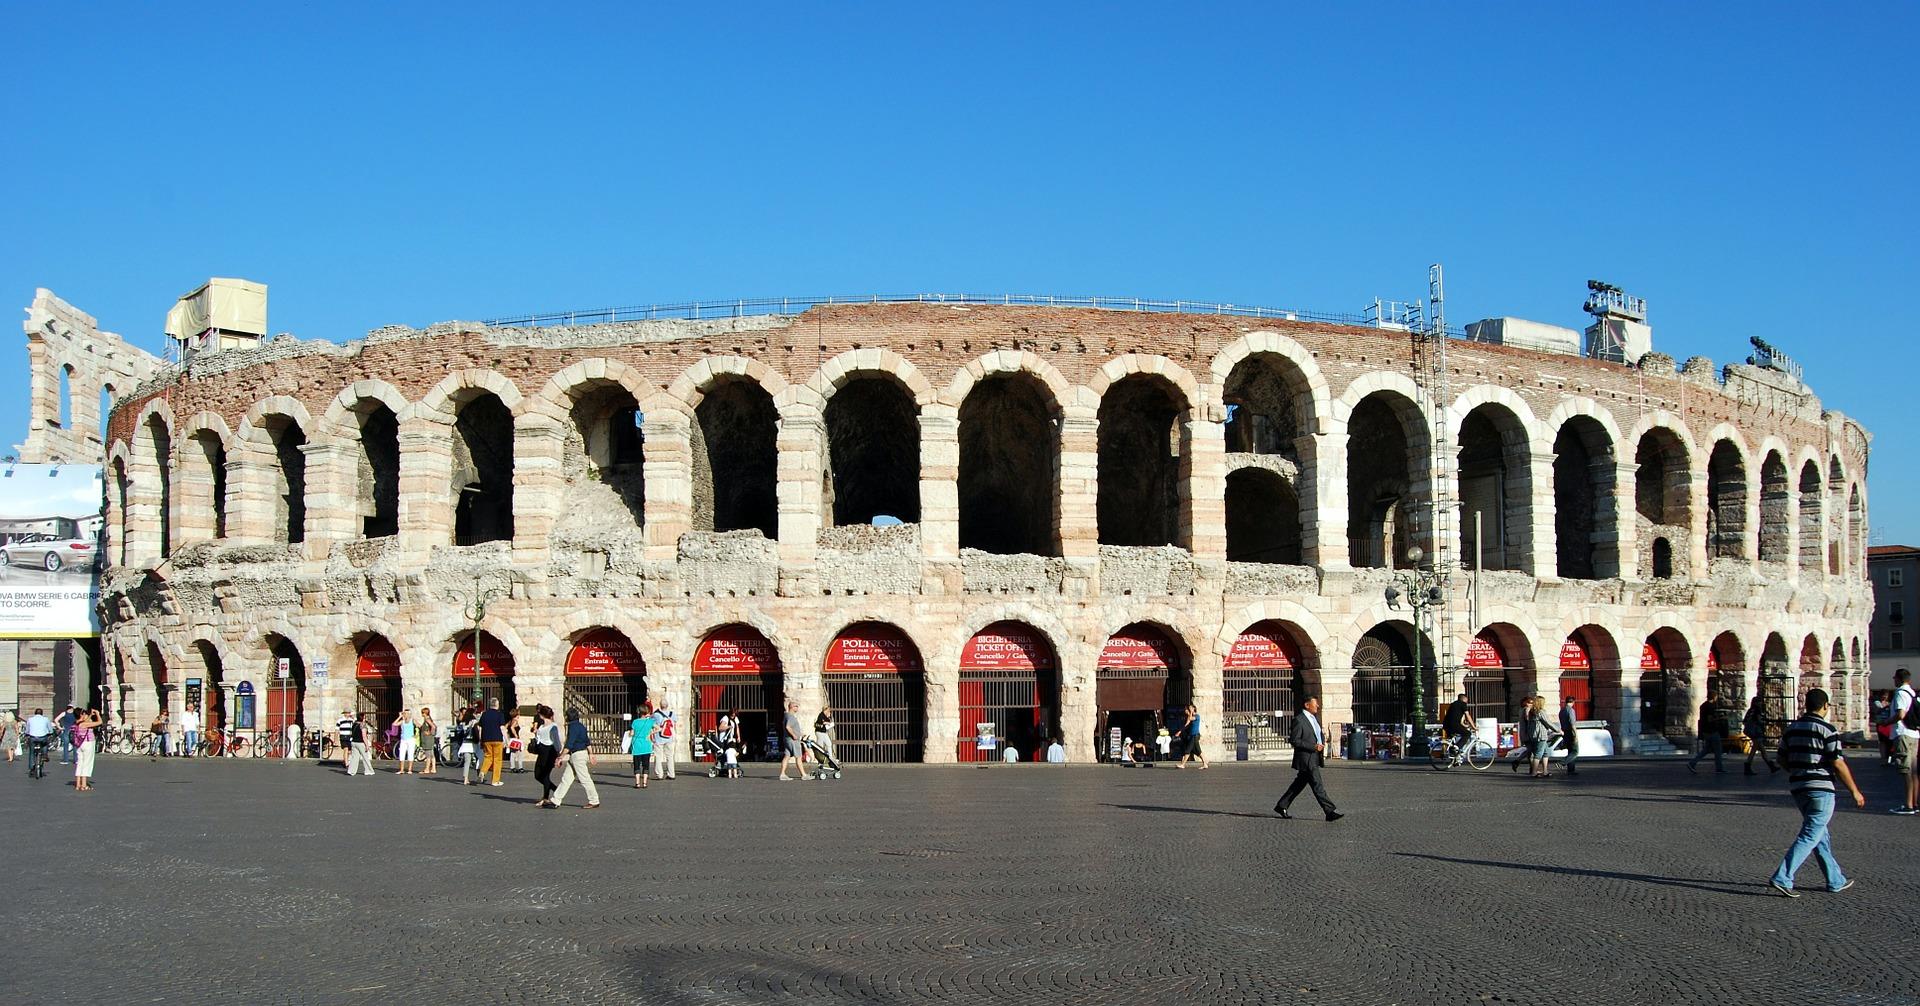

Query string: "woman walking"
[[457, 704, 479, 785], [506, 706, 527, 774], [72, 707, 100, 792], [1, 710, 18, 764], [393, 709, 418, 774], [418, 707, 440, 775], [1525, 696, 1559, 778], [813, 704, 837, 765], [531, 705, 561, 807], [1177, 704, 1209, 770]]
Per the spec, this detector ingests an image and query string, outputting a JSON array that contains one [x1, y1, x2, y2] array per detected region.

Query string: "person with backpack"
[[1890, 669, 1918, 815], [626, 703, 655, 789], [1743, 694, 1778, 776], [547, 708, 600, 810], [1870, 691, 1895, 765], [651, 702, 677, 780]]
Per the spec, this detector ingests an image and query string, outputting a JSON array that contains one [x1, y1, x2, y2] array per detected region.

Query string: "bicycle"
[[1428, 732, 1496, 771], [255, 732, 288, 759]]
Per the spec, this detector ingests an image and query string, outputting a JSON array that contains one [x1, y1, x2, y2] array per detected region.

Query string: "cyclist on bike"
[[1442, 692, 1474, 754], [24, 707, 54, 778]]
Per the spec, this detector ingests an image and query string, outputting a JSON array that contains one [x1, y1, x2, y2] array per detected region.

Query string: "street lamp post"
[[463, 574, 501, 707], [1385, 545, 1445, 757]]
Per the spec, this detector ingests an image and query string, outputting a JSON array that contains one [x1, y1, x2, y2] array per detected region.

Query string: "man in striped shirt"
[[1768, 688, 1865, 898]]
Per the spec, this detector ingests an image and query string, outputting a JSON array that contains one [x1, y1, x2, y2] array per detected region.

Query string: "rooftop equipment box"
[[1464, 317, 1582, 357]]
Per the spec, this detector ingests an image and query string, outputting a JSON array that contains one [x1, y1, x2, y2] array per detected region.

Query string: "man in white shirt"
[[23, 708, 53, 779], [180, 704, 201, 758], [1890, 669, 1917, 815], [1045, 739, 1067, 763]]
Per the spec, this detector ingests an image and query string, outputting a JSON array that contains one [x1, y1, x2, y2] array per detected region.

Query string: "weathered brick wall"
[[94, 304, 1874, 762]]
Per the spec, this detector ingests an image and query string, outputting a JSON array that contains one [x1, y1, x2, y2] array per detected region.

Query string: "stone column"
[[1305, 432, 1349, 570], [511, 416, 566, 570], [1186, 409, 1228, 564], [1611, 461, 1639, 580], [923, 651, 958, 764], [1525, 451, 1557, 578], [775, 403, 823, 593], [1059, 645, 1099, 764], [1191, 647, 1226, 762], [1320, 668, 1355, 759], [641, 411, 692, 563], [302, 440, 358, 554], [397, 414, 453, 553], [1687, 470, 1710, 581], [919, 405, 960, 593], [1058, 405, 1099, 561]]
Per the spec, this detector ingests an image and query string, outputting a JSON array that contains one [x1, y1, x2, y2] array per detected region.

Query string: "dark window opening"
[[451, 393, 514, 546], [146, 416, 172, 558], [1222, 355, 1302, 457], [265, 416, 307, 545], [191, 431, 228, 539], [1457, 406, 1526, 572], [1707, 441, 1748, 560], [1552, 417, 1612, 580], [1652, 536, 1673, 579], [1224, 468, 1300, 564], [1347, 394, 1418, 569], [692, 379, 778, 538], [824, 377, 920, 526], [357, 405, 400, 539], [1097, 375, 1184, 548], [1759, 453, 1791, 562], [567, 384, 645, 530], [1797, 461, 1822, 576], [958, 374, 1058, 556]]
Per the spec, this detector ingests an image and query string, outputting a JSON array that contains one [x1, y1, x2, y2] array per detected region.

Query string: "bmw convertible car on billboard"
[[0, 463, 103, 638]]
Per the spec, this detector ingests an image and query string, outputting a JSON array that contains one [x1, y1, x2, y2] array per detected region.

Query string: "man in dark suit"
[[1274, 696, 1342, 822]]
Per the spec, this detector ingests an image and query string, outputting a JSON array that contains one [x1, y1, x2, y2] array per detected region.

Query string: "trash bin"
[[1347, 729, 1368, 762], [1234, 724, 1249, 761]]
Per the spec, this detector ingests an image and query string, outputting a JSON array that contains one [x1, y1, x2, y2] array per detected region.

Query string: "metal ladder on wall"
[[1411, 265, 1459, 699]]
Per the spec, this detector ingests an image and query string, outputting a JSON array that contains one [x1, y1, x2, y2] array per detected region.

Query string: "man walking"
[[57, 705, 77, 764], [1890, 669, 1917, 815], [548, 708, 600, 809], [1743, 694, 1778, 776], [651, 702, 677, 780], [24, 707, 53, 779], [1769, 688, 1864, 897], [335, 710, 357, 764], [1687, 695, 1727, 774], [778, 699, 807, 781], [1273, 696, 1341, 822], [1559, 695, 1581, 776], [477, 697, 507, 787]]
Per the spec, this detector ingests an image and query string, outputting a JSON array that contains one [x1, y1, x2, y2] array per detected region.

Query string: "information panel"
[[0, 464, 103, 638]]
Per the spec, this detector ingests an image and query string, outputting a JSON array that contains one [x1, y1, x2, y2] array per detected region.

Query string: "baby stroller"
[[803, 736, 843, 780], [701, 729, 742, 779]]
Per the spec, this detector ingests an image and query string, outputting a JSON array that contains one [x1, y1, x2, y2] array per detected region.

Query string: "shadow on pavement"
[[1392, 852, 1772, 898], [1100, 802, 1274, 820], [1601, 793, 1784, 809]]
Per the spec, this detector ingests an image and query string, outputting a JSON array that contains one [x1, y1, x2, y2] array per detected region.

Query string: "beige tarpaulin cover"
[[165, 278, 268, 339]]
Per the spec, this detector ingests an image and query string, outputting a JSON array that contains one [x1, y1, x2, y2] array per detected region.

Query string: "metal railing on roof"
[[480, 292, 1471, 337]]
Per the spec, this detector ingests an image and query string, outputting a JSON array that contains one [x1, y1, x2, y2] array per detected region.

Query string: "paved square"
[[3, 755, 1912, 1004]]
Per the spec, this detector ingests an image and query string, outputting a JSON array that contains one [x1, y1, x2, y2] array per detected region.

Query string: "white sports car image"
[[0, 533, 98, 572]]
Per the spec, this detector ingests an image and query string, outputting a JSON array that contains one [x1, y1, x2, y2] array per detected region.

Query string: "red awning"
[[694, 625, 780, 675], [825, 623, 922, 675], [960, 621, 1056, 672], [566, 628, 645, 677]]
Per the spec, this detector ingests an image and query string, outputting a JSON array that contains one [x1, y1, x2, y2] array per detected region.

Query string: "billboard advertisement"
[[0, 463, 103, 638]]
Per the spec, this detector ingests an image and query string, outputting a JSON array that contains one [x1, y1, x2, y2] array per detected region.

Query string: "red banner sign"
[[451, 633, 515, 679], [356, 638, 401, 679], [1641, 641, 1663, 672], [1559, 638, 1590, 671], [960, 621, 1056, 672], [826, 623, 923, 674], [694, 625, 780, 675], [1098, 626, 1178, 671], [566, 628, 645, 677], [1224, 623, 1301, 671], [1465, 634, 1506, 669]]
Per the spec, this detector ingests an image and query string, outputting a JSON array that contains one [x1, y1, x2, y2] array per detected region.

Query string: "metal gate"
[[355, 678, 402, 732], [826, 671, 923, 763], [449, 674, 514, 717], [1224, 668, 1301, 753], [958, 670, 1046, 762], [693, 673, 781, 762], [565, 674, 646, 753]]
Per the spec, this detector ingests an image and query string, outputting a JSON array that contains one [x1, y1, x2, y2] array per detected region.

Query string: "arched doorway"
[[1350, 622, 1437, 757], [1224, 621, 1316, 755], [354, 636, 402, 733], [1561, 626, 1621, 740], [564, 628, 646, 752], [823, 622, 925, 763], [264, 636, 306, 741], [1639, 637, 1669, 738], [450, 631, 516, 714], [958, 621, 1059, 762], [1559, 637, 1593, 720], [147, 642, 171, 737], [1095, 623, 1190, 761], [193, 641, 227, 733], [1757, 632, 1792, 740], [1465, 626, 1533, 724], [693, 625, 782, 762]]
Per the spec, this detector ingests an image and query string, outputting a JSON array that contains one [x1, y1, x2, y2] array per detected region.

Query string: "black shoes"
[[1326, 812, 1344, 822], [1273, 802, 1292, 819]]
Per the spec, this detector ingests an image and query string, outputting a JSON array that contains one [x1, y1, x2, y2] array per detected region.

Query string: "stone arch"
[[1210, 331, 1331, 436], [1096, 372, 1192, 548], [687, 374, 779, 538], [1796, 456, 1824, 577], [1825, 455, 1848, 577], [177, 412, 234, 542], [940, 350, 1074, 412], [1705, 433, 1750, 560], [536, 363, 652, 533], [1088, 354, 1200, 404], [956, 365, 1063, 556], [1559, 623, 1623, 735], [1550, 409, 1619, 580], [803, 348, 937, 408], [321, 382, 409, 541], [1467, 617, 1540, 721], [822, 371, 922, 527], [1451, 393, 1537, 573], [1224, 468, 1300, 564], [1847, 484, 1865, 576], [1347, 617, 1438, 732], [1630, 417, 1693, 580], [1339, 384, 1428, 569], [1758, 448, 1792, 562], [318, 380, 412, 435], [412, 368, 526, 421], [666, 354, 789, 410], [238, 396, 317, 546], [1214, 600, 1334, 666], [528, 359, 657, 423]]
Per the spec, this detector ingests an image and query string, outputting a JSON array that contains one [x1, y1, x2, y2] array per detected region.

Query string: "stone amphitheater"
[[24, 288, 1873, 763]]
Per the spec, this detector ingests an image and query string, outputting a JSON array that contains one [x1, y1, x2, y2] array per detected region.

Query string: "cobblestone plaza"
[[5, 758, 1911, 1005]]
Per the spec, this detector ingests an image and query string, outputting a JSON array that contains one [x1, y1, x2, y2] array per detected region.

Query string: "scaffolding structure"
[[1412, 265, 1459, 701]]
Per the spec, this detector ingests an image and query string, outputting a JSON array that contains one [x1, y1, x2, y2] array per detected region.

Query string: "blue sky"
[[3, 3, 1914, 541]]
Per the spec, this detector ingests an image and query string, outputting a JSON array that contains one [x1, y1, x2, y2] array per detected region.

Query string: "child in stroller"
[[703, 712, 743, 779], [802, 735, 843, 779]]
